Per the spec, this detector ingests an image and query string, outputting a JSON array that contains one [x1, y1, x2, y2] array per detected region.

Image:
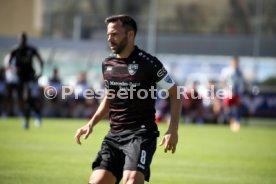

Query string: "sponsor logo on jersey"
[[164, 75, 173, 83], [128, 64, 138, 75], [106, 66, 112, 71], [157, 67, 167, 78]]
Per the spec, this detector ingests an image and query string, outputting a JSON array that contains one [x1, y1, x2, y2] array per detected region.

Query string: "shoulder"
[[27, 45, 38, 52], [134, 47, 163, 70], [135, 47, 159, 62], [103, 54, 116, 64], [135, 48, 169, 81], [10, 45, 19, 54]]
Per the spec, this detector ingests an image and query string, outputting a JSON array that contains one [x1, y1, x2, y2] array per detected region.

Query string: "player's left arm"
[[151, 58, 182, 154], [159, 84, 182, 154]]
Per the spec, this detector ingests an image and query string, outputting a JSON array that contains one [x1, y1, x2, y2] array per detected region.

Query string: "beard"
[[110, 36, 128, 54]]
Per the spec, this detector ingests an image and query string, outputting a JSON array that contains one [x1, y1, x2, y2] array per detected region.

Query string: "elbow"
[[168, 85, 182, 103]]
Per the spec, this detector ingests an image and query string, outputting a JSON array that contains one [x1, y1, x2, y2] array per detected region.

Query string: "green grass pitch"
[[0, 118, 276, 184]]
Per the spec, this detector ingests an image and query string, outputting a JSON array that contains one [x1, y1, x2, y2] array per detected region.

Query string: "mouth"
[[110, 45, 115, 48], [109, 42, 117, 48]]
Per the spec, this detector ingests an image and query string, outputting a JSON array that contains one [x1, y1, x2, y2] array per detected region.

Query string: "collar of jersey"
[[114, 45, 139, 61]]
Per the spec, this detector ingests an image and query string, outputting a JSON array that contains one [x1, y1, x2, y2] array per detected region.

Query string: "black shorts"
[[92, 128, 159, 183]]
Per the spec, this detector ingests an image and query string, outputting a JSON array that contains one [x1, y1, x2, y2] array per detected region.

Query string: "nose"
[[107, 35, 112, 42]]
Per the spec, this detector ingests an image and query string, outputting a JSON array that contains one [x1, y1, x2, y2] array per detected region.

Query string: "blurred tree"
[[263, 0, 276, 35], [41, 0, 276, 39], [175, 3, 207, 33], [261, 77, 276, 85], [224, 0, 252, 35]]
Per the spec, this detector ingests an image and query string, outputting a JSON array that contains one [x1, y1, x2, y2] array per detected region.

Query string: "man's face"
[[231, 58, 238, 69], [107, 21, 128, 54]]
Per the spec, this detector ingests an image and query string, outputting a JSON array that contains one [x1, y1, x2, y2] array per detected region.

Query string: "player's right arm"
[[74, 91, 109, 145], [7, 50, 15, 66]]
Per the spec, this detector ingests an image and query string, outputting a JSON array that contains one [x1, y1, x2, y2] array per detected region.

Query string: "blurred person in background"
[[44, 67, 64, 117], [4, 54, 19, 117], [220, 56, 245, 132], [71, 71, 92, 118], [75, 15, 181, 184], [155, 97, 170, 124], [182, 81, 204, 124], [205, 80, 225, 124], [8, 31, 44, 129]]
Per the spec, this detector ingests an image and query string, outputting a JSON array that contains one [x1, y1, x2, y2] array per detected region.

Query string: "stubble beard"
[[111, 36, 128, 55]]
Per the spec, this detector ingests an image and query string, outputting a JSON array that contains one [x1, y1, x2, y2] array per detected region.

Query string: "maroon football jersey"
[[102, 46, 170, 132]]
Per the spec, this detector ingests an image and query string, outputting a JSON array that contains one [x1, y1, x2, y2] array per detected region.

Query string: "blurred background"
[[0, 0, 276, 122]]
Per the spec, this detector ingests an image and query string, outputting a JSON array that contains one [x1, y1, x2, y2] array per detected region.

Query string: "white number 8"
[[140, 150, 147, 164]]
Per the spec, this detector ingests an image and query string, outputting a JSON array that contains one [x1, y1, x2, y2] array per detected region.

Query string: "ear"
[[128, 31, 135, 40]]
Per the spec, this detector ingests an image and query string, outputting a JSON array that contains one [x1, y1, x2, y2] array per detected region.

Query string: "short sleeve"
[[102, 61, 108, 89], [151, 57, 175, 90]]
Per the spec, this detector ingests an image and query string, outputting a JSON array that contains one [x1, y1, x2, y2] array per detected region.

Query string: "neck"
[[19, 43, 26, 48], [116, 44, 135, 58]]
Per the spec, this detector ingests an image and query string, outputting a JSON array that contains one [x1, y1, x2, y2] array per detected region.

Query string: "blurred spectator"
[[220, 56, 245, 132], [205, 80, 225, 124], [71, 71, 98, 118], [8, 32, 44, 129], [85, 95, 99, 119], [43, 68, 64, 117], [49, 68, 62, 92], [241, 91, 263, 120], [182, 81, 204, 124], [155, 97, 170, 124]]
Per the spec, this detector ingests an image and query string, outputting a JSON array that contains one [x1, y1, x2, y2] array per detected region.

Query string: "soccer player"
[[220, 56, 245, 132], [8, 32, 44, 129], [75, 15, 181, 184]]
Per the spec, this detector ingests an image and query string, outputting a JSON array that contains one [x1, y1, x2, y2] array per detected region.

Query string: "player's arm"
[[220, 68, 229, 89], [152, 58, 182, 154], [8, 51, 15, 66], [75, 91, 109, 145], [4, 54, 11, 70], [34, 49, 44, 77], [159, 84, 182, 154], [6, 52, 17, 73]]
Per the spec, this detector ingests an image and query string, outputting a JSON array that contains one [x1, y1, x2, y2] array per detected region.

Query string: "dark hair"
[[18, 31, 28, 45], [105, 15, 137, 36], [19, 31, 27, 39]]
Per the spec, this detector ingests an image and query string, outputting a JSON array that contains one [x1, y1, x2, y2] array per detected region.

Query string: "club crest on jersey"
[[128, 64, 138, 75]]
